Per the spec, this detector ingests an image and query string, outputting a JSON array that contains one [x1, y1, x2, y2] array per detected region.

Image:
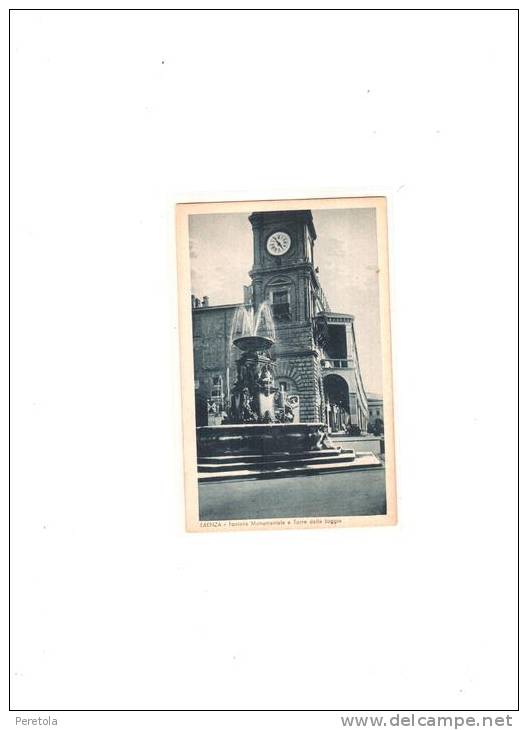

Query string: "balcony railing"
[[320, 358, 355, 369]]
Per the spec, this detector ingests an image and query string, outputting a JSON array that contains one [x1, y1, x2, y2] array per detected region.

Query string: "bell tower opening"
[[271, 289, 291, 321]]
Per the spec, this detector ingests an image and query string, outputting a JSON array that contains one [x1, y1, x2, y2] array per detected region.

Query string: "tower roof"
[[248, 210, 317, 241]]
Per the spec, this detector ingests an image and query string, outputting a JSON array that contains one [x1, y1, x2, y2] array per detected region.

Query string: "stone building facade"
[[192, 210, 371, 432], [367, 393, 384, 427]]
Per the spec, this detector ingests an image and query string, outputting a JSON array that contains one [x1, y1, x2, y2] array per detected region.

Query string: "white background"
[[6, 7, 521, 727]]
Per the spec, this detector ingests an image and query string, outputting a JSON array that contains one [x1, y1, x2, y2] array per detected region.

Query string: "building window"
[[211, 375, 223, 399], [272, 290, 291, 321], [279, 381, 288, 392]]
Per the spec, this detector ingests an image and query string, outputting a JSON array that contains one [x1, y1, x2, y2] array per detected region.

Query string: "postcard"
[[175, 197, 396, 531]]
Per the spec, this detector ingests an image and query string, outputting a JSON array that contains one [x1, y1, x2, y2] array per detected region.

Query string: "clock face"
[[266, 231, 291, 256]]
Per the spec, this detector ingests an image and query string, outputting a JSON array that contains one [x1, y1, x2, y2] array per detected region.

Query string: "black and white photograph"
[[176, 197, 396, 531]]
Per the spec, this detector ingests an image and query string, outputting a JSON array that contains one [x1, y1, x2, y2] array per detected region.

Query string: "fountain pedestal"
[[229, 335, 278, 423]]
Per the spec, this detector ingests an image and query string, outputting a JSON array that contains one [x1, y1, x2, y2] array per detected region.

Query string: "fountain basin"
[[196, 422, 334, 457], [232, 335, 274, 352]]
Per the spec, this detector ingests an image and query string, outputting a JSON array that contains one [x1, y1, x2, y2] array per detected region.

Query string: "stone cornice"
[[250, 261, 315, 278], [318, 312, 355, 323], [248, 210, 317, 241], [192, 302, 242, 313], [273, 348, 319, 359]]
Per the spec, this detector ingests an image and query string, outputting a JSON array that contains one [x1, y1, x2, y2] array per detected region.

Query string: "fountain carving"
[[228, 302, 280, 424]]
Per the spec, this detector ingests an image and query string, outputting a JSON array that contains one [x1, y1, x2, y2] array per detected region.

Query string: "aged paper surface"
[[175, 197, 396, 532]]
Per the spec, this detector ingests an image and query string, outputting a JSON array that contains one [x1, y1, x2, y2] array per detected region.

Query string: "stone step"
[[198, 452, 382, 483], [198, 452, 357, 473], [198, 448, 343, 465]]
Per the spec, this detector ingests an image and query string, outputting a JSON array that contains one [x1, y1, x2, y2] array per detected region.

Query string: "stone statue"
[[259, 364, 273, 396], [283, 402, 294, 423], [241, 388, 257, 422]]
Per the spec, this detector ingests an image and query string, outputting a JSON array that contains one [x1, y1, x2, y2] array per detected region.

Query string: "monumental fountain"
[[228, 302, 280, 425], [195, 303, 384, 480]]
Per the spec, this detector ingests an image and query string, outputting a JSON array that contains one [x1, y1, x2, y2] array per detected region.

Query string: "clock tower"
[[248, 210, 327, 422]]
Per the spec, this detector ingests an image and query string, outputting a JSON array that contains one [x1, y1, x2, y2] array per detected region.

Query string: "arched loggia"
[[323, 373, 350, 433]]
